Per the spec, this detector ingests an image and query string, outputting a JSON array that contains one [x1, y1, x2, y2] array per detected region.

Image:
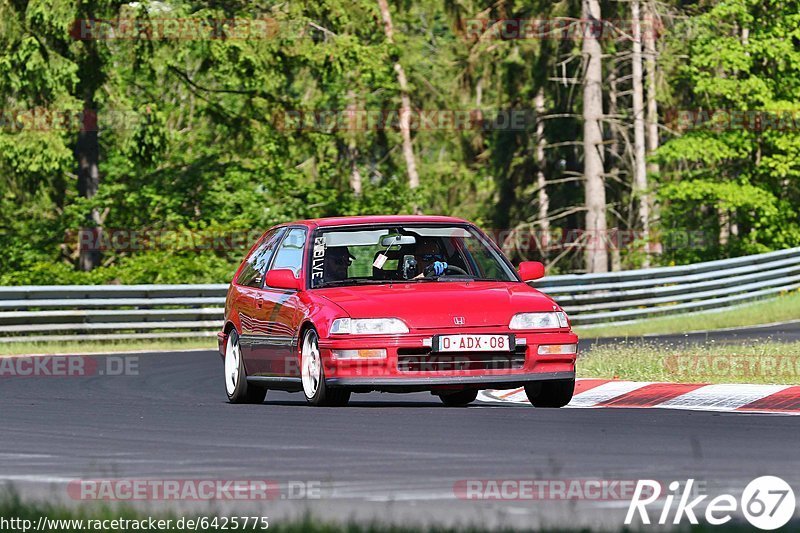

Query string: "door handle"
[[256, 295, 264, 309]]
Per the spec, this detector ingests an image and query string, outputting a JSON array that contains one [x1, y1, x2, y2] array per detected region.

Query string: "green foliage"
[[657, 0, 800, 262], [1, 0, 799, 284]]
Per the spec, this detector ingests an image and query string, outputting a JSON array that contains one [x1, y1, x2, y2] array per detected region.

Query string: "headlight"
[[509, 312, 569, 330], [330, 318, 409, 335]]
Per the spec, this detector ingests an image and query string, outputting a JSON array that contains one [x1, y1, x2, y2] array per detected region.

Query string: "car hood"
[[315, 281, 560, 329]]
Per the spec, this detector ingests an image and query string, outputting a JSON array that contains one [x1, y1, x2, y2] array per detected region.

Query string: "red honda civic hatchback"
[[218, 215, 578, 407]]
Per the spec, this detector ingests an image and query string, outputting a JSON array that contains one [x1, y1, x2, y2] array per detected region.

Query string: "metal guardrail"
[[538, 246, 800, 324], [0, 284, 227, 343], [1, 247, 799, 341]]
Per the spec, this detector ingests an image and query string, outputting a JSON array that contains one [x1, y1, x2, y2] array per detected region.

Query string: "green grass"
[[575, 290, 800, 339], [0, 491, 586, 533], [0, 337, 214, 356], [578, 340, 800, 385], [0, 494, 328, 533], [0, 491, 762, 532]]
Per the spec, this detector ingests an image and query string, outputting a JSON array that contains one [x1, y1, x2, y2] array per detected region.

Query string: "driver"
[[324, 246, 354, 282], [413, 238, 448, 278]]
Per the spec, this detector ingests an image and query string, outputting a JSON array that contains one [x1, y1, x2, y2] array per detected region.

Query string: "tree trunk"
[[77, 112, 101, 272], [644, 2, 660, 170], [610, 240, 622, 271], [75, 20, 105, 272], [377, 0, 420, 192], [719, 209, 730, 247], [348, 140, 363, 196], [608, 63, 620, 170], [346, 91, 362, 196], [644, 2, 660, 260], [631, 0, 650, 267], [582, 0, 607, 273], [608, 63, 621, 272], [534, 89, 550, 262]]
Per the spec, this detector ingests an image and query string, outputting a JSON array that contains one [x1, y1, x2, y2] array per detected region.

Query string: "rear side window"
[[236, 228, 285, 287], [270, 228, 308, 277]]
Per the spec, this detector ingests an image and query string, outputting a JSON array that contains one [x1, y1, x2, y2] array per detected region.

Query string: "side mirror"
[[265, 269, 302, 291], [518, 261, 545, 282]]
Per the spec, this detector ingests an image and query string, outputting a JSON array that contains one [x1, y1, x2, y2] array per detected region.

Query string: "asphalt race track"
[[2, 347, 799, 530]]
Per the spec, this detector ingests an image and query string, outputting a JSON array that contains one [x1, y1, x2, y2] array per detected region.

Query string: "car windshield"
[[309, 224, 518, 288]]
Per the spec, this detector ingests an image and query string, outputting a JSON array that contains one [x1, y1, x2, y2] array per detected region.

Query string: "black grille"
[[397, 346, 526, 372]]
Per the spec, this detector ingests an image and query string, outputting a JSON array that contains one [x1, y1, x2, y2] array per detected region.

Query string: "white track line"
[[479, 380, 800, 415], [568, 380, 652, 407], [659, 384, 791, 411]]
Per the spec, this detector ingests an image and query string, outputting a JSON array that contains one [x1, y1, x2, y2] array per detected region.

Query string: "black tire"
[[524, 379, 574, 408], [225, 330, 267, 404], [301, 328, 351, 407], [438, 389, 478, 407]]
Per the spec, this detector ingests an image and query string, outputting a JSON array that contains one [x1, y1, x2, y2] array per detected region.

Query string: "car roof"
[[285, 215, 471, 228]]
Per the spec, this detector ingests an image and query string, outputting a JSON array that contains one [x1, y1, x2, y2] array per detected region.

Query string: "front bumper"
[[318, 329, 577, 391], [327, 370, 574, 391]]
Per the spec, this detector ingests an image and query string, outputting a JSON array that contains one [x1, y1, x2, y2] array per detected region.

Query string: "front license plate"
[[434, 334, 514, 352]]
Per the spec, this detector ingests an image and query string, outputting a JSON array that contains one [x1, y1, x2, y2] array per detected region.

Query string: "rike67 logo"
[[625, 476, 796, 530]]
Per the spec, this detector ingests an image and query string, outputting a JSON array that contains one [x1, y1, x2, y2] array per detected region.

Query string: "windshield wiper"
[[428, 274, 501, 282], [316, 279, 387, 288]]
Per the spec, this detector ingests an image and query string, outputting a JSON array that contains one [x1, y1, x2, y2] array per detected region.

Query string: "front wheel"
[[301, 328, 350, 407], [438, 389, 478, 407], [225, 330, 267, 404], [524, 379, 574, 408]]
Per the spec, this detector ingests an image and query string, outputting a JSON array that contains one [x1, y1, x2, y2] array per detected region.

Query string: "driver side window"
[[270, 227, 308, 277], [236, 228, 285, 287]]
